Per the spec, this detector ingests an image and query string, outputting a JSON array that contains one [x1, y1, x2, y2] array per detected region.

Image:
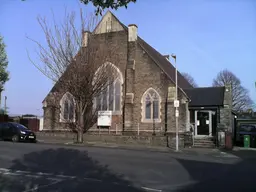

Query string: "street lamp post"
[[4, 96, 7, 115], [0, 87, 3, 110], [171, 54, 179, 151]]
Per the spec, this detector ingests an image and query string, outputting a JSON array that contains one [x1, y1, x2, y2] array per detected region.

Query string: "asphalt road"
[[0, 141, 256, 192]]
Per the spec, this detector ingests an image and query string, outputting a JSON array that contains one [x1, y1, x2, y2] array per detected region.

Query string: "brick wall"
[[43, 31, 128, 131], [42, 28, 188, 143], [36, 131, 168, 147], [219, 85, 232, 131]]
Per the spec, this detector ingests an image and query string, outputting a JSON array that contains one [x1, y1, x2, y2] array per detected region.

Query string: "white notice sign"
[[175, 109, 179, 117], [174, 100, 180, 108], [97, 111, 112, 126]]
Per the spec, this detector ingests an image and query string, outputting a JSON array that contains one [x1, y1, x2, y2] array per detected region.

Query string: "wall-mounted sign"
[[168, 86, 175, 101], [174, 100, 180, 108], [175, 109, 179, 117]]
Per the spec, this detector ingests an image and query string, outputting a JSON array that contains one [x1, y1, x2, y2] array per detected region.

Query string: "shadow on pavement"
[[175, 151, 256, 192], [224, 149, 256, 159], [0, 147, 143, 192]]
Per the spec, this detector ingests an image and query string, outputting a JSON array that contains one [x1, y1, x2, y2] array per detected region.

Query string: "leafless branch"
[[181, 72, 198, 88], [212, 69, 254, 111], [27, 8, 120, 142]]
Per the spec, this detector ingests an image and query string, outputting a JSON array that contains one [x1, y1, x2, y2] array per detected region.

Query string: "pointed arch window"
[[94, 63, 123, 113], [142, 88, 161, 122], [60, 92, 75, 122], [96, 79, 122, 112]]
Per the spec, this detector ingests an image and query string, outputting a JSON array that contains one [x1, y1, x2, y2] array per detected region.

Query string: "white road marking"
[[23, 179, 63, 192], [55, 174, 70, 178], [0, 168, 10, 172], [0, 168, 163, 192], [0, 168, 105, 183], [141, 186, 162, 192], [15, 170, 31, 174], [2, 172, 21, 176], [2, 172, 43, 179], [36, 172, 52, 176], [23, 174, 42, 179]]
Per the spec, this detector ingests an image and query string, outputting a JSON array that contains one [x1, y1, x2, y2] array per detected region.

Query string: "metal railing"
[[88, 123, 165, 136]]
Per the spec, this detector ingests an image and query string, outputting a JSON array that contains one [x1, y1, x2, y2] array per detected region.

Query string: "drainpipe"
[[152, 101, 156, 136], [122, 65, 127, 132], [165, 96, 168, 134]]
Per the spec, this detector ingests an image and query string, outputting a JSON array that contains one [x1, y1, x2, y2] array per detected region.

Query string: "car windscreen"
[[12, 123, 29, 131]]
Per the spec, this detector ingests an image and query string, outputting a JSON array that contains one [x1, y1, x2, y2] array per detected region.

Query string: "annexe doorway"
[[194, 110, 213, 137]]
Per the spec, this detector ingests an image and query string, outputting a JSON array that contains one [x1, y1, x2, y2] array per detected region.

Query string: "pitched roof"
[[43, 11, 193, 102], [42, 48, 87, 102], [137, 38, 193, 89], [183, 87, 225, 107], [98, 11, 193, 90]]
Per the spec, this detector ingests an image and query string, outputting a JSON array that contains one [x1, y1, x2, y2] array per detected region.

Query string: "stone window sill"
[[59, 119, 76, 123], [112, 111, 122, 115], [141, 119, 161, 123]]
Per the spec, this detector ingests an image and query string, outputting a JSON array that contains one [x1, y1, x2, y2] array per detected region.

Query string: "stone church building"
[[42, 11, 233, 147]]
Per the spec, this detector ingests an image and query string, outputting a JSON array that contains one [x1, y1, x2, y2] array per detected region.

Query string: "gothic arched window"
[[60, 92, 75, 122], [141, 88, 161, 122], [94, 63, 123, 113]]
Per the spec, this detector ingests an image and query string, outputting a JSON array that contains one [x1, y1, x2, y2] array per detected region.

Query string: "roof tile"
[[183, 87, 225, 107]]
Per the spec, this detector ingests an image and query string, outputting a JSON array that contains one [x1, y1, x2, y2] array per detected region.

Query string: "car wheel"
[[12, 135, 19, 142]]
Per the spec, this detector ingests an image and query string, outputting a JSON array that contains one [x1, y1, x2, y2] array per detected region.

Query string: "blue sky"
[[0, 0, 255, 115]]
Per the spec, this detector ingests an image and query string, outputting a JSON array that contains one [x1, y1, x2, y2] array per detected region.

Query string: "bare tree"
[[28, 9, 120, 143], [181, 72, 198, 88], [212, 69, 254, 112]]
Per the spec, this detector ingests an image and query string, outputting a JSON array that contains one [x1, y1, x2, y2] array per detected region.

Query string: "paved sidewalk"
[[37, 138, 171, 152], [233, 146, 256, 151], [37, 137, 241, 159]]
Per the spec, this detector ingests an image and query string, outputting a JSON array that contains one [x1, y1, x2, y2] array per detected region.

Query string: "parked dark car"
[[0, 122, 37, 142]]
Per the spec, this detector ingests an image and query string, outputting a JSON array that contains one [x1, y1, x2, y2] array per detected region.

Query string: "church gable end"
[[94, 11, 125, 34], [42, 11, 190, 136]]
